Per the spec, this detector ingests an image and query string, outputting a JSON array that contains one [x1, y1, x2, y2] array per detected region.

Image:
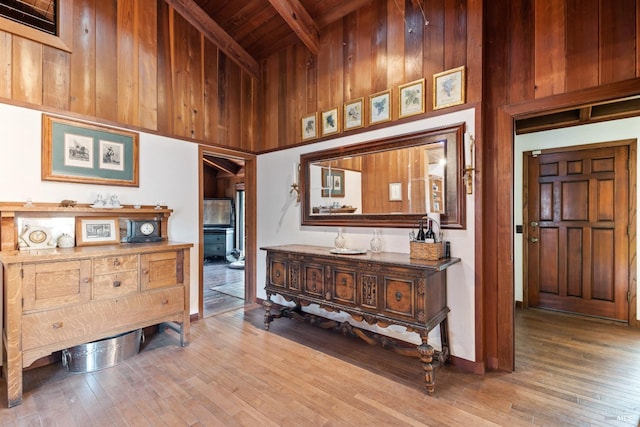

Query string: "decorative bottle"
[[416, 220, 425, 241], [425, 219, 436, 243], [334, 227, 346, 249], [370, 229, 383, 253]]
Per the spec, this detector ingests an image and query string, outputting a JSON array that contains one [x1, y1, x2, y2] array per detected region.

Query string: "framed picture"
[[321, 108, 340, 136], [343, 98, 364, 131], [389, 182, 402, 201], [398, 78, 425, 118], [321, 168, 345, 198], [369, 89, 391, 124], [42, 114, 139, 187], [433, 66, 466, 110], [301, 113, 317, 141], [75, 217, 120, 246]]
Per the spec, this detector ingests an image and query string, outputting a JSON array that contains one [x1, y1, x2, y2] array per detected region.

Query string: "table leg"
[[417, 334, 435, 395]]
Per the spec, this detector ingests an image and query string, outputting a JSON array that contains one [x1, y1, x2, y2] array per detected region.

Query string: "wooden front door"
[[526, 144, 629, 321]]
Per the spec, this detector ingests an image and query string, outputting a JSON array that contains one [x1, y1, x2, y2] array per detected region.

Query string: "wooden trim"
[[0, 0, 72, 52], [198, 145, 257, 319]]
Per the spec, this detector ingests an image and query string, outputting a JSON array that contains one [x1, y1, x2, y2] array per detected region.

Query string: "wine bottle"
[[416, 220, 425, 241], [425, 219, 436, 243]]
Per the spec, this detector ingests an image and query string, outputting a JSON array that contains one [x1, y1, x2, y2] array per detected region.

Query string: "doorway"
[[200, 149, 249, 318], [523, 142, 632, 322]]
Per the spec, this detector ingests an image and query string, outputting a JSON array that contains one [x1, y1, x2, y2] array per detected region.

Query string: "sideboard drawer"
[[141, 251, 180, 290], [268, 259, 287, 288], [93, 270, 139, 300], [383, 277, 416, 319], [331, 269, 356, 305], [93, 255, 138, 275], [22, 260, 91, 312], [22, 286, 185, 351], [303, 264, 325, 297]]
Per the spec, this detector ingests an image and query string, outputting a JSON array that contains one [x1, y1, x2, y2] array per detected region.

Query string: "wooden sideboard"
[[0, 202, 191, 407], [261, 244, 460, 395]]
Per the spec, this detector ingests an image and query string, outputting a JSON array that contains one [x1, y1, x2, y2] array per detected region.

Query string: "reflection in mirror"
[[301, 124, 465, 229]]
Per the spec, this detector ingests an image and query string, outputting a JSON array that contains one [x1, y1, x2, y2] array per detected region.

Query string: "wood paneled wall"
[[258, 0, 483, 151], [0, 0, 257, 151], [482, 0, 640, 371]]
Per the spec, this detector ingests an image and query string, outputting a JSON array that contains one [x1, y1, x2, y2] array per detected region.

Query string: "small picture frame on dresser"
[[75, 217, 120, 246]]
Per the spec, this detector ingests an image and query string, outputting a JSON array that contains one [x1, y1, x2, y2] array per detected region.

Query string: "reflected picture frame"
[[42, 114, 139, 187], [389, 182, 402, 201], [75, 217, 120, 246], [301, 113, 318, 141], [433, 66, 466, 110], [398, 78, 425, 118], [369, 89, 391, 124], [321, 107, 340, 136], [321, 168, 345, 198], [343, 98, 364, 131]]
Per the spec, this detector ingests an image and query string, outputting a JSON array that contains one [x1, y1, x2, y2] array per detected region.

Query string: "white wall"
[[256, 109, 477, 362], [514, 116, 640, 320], [0, 103, 200, 313]]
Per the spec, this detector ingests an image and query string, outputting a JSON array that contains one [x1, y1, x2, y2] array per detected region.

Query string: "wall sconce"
[[464, 133, 475, 195], [290, 162, 300, 203]]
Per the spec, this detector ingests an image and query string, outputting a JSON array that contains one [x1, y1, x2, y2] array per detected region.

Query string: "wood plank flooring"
[[203, 259, 245, 317], [0, 306, 639, 426]]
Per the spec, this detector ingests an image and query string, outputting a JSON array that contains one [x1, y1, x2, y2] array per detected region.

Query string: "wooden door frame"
[[492, 78, 640, 371], [198, 145, 257, 319], [521, 141, 637, 323]]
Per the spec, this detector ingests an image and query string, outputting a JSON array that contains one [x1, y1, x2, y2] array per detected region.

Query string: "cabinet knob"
[[52, 322, 63, 329], [395, 291, 402, 301], [342, 278, 347, 285], [142, 269, 149, 275], [113, 259, 121, 266], [113, 280, 121, 287], [325, 292, 332, 300], [275, 271, 281, 278], [162, 298, 169, 305]]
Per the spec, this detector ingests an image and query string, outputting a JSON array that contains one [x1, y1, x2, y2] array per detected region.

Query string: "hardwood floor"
[[203, 259, 245, 317], [0, 307, 639, 426]]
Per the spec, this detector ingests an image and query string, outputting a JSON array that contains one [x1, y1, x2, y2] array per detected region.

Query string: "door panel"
[[527, 145, 629, 321]]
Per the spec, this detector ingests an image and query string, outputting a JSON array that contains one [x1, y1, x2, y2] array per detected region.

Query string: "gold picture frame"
[[321, 107, 340, 136], [343, 98, 364, 131], [433, 66, 466, 110], [301, 113, 318, 141], [369, 89, 392, 124], [42, 114, 139, 187], [75, 216, 120, 246], [398, 78, 425, 118]]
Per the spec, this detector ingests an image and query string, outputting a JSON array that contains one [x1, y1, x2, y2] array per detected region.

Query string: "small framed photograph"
[[321, 108, 340, 136], [321, 168, 345, 198], [75, 217, 120, 246], [369, 89, 391, 124], [389, 182, 402, 201], [433, 66, 466, 110], [301, 113, 317, 141], [398, 78, 425, 118], [343, 98, 364, 131]]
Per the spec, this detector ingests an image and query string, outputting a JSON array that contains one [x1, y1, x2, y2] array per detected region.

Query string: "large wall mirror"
[[300, 123, 466, 229]]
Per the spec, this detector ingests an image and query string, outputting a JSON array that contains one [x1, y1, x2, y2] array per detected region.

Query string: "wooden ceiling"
[[165, 0, 373, 76]]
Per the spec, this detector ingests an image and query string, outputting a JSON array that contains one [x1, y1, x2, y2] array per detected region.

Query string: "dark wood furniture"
[[203, 227, 234, 259], [261, 244, 460, 395]]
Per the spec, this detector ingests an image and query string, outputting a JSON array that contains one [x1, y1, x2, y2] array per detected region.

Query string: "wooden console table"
[[261, 244, 460, 395]]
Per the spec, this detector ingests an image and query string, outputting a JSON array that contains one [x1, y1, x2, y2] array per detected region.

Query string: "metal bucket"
[[62, 329, 144, 373]]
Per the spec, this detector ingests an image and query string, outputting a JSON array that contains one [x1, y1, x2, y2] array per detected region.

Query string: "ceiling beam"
[[267, 0, 319, 55], [163, 0, 260, 78], [314, 0, 374, 28]]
